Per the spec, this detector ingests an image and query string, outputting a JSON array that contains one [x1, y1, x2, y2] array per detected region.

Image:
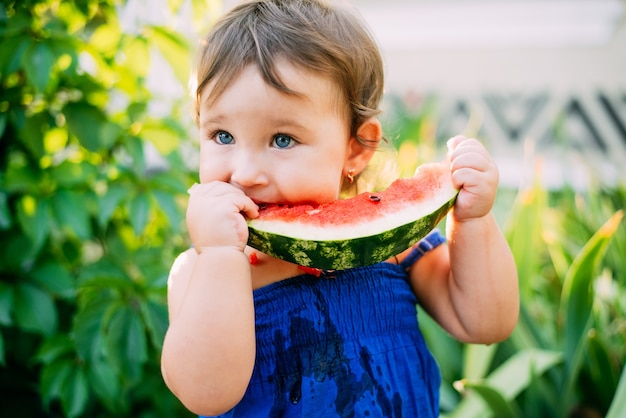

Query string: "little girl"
[[161, 0, 519, 417]]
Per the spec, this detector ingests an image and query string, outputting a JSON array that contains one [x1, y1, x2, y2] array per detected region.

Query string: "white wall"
[[352, 0, 626, 188]]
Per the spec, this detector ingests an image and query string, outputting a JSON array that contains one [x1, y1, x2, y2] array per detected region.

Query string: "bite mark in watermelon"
[[246, 161, 458, 270]]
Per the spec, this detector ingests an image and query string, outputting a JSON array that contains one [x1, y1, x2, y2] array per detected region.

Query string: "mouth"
[[252, 200, 322, 211]]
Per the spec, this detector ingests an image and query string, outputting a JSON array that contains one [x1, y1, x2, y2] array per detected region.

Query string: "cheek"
[[198, 165, 211, 183], [198, 147, 225, 183], [301, 147, 347, 201]]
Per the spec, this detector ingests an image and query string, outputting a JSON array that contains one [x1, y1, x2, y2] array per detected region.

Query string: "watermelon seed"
[[368, 195, 381, 202]]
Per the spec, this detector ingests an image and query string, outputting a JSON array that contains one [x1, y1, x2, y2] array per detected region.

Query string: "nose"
[[230, 148, 268, 189]]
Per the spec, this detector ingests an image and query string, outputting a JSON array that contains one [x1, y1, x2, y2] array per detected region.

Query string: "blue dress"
[[203, 230, 445, 418]]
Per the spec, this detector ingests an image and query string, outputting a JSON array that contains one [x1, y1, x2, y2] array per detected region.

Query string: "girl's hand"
[[186, 181, 259, 252], [447, 135, 499, 221]]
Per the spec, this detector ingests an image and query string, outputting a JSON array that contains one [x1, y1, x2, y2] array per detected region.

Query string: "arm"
[[161, 182, 258, 416], [409, 136, 519, 344]]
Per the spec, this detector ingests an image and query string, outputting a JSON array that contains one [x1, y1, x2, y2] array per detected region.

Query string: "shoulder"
[[169, 248, 197, 284], [395, 230, 447, 270]]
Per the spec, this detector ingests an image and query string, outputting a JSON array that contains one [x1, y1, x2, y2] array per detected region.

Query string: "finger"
[[230, 194, 259, 219], [446, 135, 468, 153], [189, 182, 256, 205], [451, 166, 473, 189], [189, 181, 236, 197], [450, 149, 491, 173], [188, 182, 259, 218]]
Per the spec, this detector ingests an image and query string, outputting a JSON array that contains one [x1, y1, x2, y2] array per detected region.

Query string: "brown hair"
[[194, 0, 384, 141]]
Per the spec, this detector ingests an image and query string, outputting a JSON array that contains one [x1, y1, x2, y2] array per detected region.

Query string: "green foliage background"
[[386, 99, 626, 418], [0, 0, 202, 416], [1, 1, 625, 418]]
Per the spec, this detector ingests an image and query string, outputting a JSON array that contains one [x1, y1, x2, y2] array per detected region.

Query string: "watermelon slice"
[[246, 161, 458, 270]]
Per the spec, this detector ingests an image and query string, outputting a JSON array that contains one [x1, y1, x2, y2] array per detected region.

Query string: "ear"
[[343, 117, 382, 176]]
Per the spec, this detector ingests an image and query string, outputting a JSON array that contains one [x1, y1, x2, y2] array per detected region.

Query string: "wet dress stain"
[[202, 230, 445, 418]]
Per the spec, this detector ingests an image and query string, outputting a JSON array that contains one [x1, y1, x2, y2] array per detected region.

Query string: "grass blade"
[[606, 365, 626, 418], [445, 349, 563, 418], [463, 343, 498, 380], [560, 210, 624, 410]]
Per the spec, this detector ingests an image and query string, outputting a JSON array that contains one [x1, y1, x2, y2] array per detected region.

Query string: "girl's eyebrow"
[[200, 114, 310, 133], [269, 117, 309, 131], [199, 114, 226, 129]]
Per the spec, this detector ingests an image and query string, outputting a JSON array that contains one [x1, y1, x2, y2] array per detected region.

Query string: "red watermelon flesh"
[[249, 161, 456, 242]]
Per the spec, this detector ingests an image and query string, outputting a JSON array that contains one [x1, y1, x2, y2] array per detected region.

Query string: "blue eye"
[[215, 131, 234, 144], [273, 134, 294, 149]]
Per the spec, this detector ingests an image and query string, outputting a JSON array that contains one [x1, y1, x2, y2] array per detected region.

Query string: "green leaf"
[[0, 191, 11, 229], [40, 357, 73, 407], [607, 365, 626, 418], [140, 298, 169, 350], [126, 101, 148, 123], [38, 352, 90, 418], [458, 381, 519, 418], [586, 331, 620, 407], [89, 21, 122, 58], [73, 299, 109, 364], [123, 134, 146, 174], [505, 182, 547, 302], [0, 331, 4, 366], [16, 195, 51, 253], [96, 184, 128, 226], [0, 231, 39, 272], [141, 120, 182, 155], [3, 156, 41, 193], [121, 36, 150, 78], [509, 302, 548, 352], [560, 210, 623, 407], [463, 343, 498, 380], [418, 305, 463, 383], [128, 192, 150, 235], [0, 36, 29, 75], [51, 188, 92, 239], [35, 334, 74, 364], [487, 349, 563, 401], [152, 189, 182, 230], [78, 258, 131, 290], [51, 160, 98, 187], [144, 25, 191, 86], [147, 171, 187, 193], [13, 282, 58, 336], [61, 366, 89, 418], [78, 275, 134, 294], [191, 0, 223, 30], [0, 111, 7, 138], [88, 356, 123, 412], [447, 349, 563, 418], [169, 0, 184, 13], [0, 282, 13, 326], [63, 102, 120, 151], [22, 40, 56, 92], [20, 111, 50, 158], [29, 262, 75, 298], [105, 304, 148, 382]]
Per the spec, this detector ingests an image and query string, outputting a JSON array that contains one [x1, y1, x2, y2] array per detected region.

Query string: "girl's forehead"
[[201, 62, 349, 117]]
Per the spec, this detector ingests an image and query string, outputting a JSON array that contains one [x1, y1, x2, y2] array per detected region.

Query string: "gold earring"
[[346, 168, 355, 184]]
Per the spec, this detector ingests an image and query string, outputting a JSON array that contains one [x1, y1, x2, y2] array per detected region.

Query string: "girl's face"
[[197, 63, 354, 205]]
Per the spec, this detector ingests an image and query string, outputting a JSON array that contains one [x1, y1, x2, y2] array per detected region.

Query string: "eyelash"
[[272, 133, 296, 149], [207, 129, 298, 149], [207, 130, 234, 145]]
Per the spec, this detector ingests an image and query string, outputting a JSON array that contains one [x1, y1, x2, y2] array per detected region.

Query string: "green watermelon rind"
[[247, 193, 457, 270]]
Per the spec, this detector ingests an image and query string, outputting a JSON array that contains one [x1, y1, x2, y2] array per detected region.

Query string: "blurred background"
[[1, 0, 624, 417]]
